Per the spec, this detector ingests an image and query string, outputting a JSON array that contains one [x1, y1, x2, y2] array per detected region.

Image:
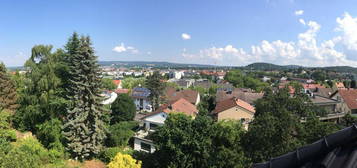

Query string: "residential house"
[[216, 88, 264, 105], [331, 89, 357, 114], [213, 97, 255, 130], [193, 79, 213, 89], [101, 91, 118, 105], [133, 98, 198, 153], [171, 79, 194, 88], [309, 95, 342, 121], [166, 87, 200, 105], [131, 87, 152, 112]]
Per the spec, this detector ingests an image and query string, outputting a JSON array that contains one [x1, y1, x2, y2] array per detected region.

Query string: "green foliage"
[[152, 114, 248, 168], [102, 78, 117, 90], [99, 147, 134, 163], [339, 114, 357, 127], [0, 63, 18, 111], [146, 71, 165, 110], [36, 118, 64, 150], [0, 137, 62, 168], [244, 88, 338, 163], [110, 94, 136, 124], [14, 45, 67, 132], [197, 95, 215, 116], [106, 121, 138, 147], [62, 33, 108, 160], [311, 70, 328, 81], [301, 116, 339, 143], [0, 109, 12, 129], [224, 70, 269, 91], [122, 77, 146, 89]]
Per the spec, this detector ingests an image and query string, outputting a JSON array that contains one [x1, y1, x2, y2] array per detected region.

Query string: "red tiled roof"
[[303, 83, 326, 89], [214, 97, 255, 114], [112, 80, 121, 86], [339, 89, 357, 110], [143, 98, 198, 118], [115, 88, 129, 94]]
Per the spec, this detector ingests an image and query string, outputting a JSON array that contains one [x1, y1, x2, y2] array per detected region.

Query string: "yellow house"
[[213, 97, 255, 129]]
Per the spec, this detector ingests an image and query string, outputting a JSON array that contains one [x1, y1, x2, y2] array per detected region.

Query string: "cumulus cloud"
[[295, 10, 304, 16], [336, 12, 357, 51], [181, 33, 191, 40], [112, 43, 139, 54], [183, 13, 357, 67]]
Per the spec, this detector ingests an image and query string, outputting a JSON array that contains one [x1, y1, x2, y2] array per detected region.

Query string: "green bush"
[[0, 137, 63, 168], [0, 129, 17, 141], [106, 121, 138, 147], [99, 147, 134, 163], [36, 118, 64, 151]]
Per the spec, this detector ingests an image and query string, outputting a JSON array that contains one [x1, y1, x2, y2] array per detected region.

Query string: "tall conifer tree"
[[0, 63, 18, 111], [62, 33, 107, 160]]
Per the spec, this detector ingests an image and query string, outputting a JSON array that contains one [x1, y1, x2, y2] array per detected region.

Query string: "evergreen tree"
[[146, 71, 165, 110], [0, 63, 18, 111], [62, 33, 107, 160]]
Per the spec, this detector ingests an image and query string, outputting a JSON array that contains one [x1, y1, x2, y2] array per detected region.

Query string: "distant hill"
[[98, 61, 219, 68], [245, 62, 357, 74], [245, 62, 301, 71]]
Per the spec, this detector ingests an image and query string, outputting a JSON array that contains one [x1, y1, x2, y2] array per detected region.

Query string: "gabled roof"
[[214, 97, 255, 114], [253, 124, 357, 168], [216, 88, 264, 104], [339, 89, 357, 110], [143, 98, 198, 119], [166, 88, 199, 105]]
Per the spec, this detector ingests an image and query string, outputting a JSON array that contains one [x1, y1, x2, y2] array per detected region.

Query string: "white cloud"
[[112, 43, 139, 54], [336, 12, 357, 51], [299, 19, 306, 25], [181, 33, 191, 40], [295, 10, 304, 16], [182, 15, 357, 67], [113, 43, 126, 53]]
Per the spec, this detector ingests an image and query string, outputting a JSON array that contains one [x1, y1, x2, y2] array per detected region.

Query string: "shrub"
[[108, 152, 141, 168], [99, 147, 134, 163], [0, 137, 63, 168], [106, 121, 138, 147], [36, 118, 64, 151]]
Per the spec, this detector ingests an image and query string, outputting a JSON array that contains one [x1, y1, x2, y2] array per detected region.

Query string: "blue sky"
[[1, 0, 357, 67]]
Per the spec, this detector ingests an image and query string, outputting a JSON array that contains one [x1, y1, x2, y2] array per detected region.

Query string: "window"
[[150, 123, 159, 130], [141, 142, 151, 152]]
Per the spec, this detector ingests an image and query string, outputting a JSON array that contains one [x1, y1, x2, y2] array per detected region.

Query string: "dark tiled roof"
[[131, 87, 151, 98], [216, 88, 264, 105], [312, 88, 333, 98], [252, 124, 357, 168]]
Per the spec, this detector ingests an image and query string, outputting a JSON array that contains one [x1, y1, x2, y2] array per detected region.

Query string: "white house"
[[131, 87, 152, 112], [133, 98, 198, 153]]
